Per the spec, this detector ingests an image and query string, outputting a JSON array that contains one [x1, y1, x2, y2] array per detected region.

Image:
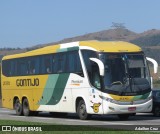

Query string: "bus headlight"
[[106, 97, 118, 103], [99, 95, 119, 104]]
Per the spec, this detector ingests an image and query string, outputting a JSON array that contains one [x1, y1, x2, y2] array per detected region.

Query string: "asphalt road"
[[0, 108, 160, 127]]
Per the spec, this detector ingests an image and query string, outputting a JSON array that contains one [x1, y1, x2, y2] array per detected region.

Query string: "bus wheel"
[[14, 99, 23, 116], [118, 114, 130, 120], [22, 98, 32, 116], [153, 106, 160, 117], [77, 100, 91, 120]]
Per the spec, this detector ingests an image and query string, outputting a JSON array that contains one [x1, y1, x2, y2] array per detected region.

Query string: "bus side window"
[[68, 51, 83, 76], [45, 56, 52, 74], [2, 60, 11, 77], [17, 58, 28, 76], [53, 54, 59, 73], [68, 52, 75, 72], [59, 53, 67, 73], [10, 60, 17, 76], [28, 60, 35, 74]]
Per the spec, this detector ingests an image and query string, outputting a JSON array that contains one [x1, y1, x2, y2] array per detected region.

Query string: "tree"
[[111, 22, 126, 29]]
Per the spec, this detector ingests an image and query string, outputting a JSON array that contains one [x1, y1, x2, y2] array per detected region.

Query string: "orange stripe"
[[70, 84, 80, 86]]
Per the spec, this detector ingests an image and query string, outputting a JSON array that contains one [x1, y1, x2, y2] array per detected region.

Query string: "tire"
[[153, 106, 160, 117], [14, 99, 23, 116], [77, 100, 91, 120], [22, 98, 33, 116], [118, 114, 130, 120]]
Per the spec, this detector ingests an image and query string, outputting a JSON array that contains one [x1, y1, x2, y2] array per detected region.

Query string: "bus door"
[[88, 63, 103, 114]]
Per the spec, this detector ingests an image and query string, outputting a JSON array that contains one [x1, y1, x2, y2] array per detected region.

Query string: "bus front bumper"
[[103, 99, 152, 114]]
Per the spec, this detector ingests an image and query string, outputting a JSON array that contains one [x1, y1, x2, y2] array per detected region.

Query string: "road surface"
[[0, 108, 160, 126]]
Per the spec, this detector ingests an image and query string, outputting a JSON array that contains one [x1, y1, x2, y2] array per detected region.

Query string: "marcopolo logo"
[[16, 78, 39, 87]]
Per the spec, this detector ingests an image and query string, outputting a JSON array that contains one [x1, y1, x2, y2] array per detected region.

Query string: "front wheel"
[[118, 114, 130, 120], [77, 100, 91, 120]]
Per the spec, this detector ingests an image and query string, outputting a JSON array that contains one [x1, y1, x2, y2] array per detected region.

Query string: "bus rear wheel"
[[22, 98, 33, 116], [77, 100, 91, 120], [14, 99, 23, 116]]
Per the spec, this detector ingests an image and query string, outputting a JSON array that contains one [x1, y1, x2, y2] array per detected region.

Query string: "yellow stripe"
[[109, 94, 134, 101], [79, 41, 141, 52]]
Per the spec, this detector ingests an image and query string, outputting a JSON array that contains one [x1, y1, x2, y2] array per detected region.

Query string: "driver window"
[[91, 63, 101, 89]]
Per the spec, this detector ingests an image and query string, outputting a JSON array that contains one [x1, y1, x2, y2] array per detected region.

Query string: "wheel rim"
[[79, 103, 86, 117]]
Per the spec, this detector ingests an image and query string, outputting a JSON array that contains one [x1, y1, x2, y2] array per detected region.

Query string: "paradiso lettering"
[[16, 78, 39, 87]]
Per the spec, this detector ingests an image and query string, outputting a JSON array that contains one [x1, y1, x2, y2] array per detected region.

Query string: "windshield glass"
[[81, 50, 151, 96], [99, 53, 151, 96]]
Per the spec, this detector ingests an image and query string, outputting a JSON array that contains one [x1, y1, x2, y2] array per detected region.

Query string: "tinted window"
[[17, 58, 28, 75], [156, 91, 160, 97], [29, 57, 39, 75], [41, 55, 52, 74], [59, 53, 67, 73], [53, 54, 59, 73], [2, 60, 11, 76], [68, 51, 83, 74], [2, 51, 83, 77]]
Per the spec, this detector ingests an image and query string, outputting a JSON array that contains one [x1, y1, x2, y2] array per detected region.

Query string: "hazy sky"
[[0, 0, 160, 48]]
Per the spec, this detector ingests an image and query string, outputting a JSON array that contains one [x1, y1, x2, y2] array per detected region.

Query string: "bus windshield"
[[99, 53, 151, 95]]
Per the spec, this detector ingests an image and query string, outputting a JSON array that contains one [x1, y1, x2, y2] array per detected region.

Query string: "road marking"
[[102, 122, 133, 125]]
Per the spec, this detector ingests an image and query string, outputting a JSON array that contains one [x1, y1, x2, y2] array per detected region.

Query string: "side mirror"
[[89, 58, 105, 76], [146, 57, 158, 89], [146, 57, 158, 74]]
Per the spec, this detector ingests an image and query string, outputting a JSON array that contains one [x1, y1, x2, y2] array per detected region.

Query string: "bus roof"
[[2, 41, 142, 60]]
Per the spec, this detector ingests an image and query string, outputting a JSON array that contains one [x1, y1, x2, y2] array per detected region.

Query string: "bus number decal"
[[3, 81, 10, 86], [91, 103, 101, 113]]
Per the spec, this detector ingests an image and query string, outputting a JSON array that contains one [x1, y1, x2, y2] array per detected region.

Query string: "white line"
[[102, 122, 133, 125]]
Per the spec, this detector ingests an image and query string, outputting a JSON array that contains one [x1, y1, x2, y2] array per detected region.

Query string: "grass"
[[0, 120, 158, 134]]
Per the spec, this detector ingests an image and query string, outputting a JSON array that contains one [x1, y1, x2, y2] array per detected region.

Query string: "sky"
[[0, 0, 160, 48]]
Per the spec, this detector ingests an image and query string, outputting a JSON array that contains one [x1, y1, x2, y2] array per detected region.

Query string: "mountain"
[[130, 29, 160, 46], [1, 28, 160, 63]]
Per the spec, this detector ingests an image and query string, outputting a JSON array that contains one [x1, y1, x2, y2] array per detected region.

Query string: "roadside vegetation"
[[0, 120, 157, 134]]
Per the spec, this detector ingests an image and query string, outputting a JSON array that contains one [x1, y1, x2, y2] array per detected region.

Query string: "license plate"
[[128, 107, 136, 111]]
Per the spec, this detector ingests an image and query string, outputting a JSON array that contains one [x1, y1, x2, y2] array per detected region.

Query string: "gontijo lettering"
[[16, 78, 39, 87]]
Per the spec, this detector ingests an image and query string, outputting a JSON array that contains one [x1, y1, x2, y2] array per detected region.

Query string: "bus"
[[1, 41, 154, 120]]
